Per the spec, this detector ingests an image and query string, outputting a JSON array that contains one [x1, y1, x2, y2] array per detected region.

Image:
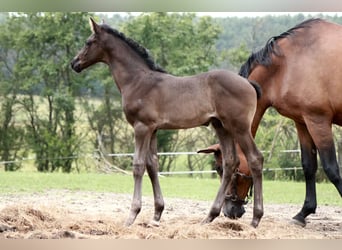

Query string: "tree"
[[0, 14, 27, 171], [0, 12, 91, 172], [122, 13, 221, 75], [84, 67, 131, 170], [220, 43, 250, 72]]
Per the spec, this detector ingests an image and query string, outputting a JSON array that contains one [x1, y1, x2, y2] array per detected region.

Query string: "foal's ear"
[[89, 17, 101, 34]]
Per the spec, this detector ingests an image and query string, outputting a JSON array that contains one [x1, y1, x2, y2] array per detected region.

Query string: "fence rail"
[[107, 150, 301, 157], [0, 150, 305, 174], [2, 149, 341, 183]]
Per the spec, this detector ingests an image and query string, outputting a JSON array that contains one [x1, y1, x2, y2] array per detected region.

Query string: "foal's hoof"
[[146, 219, 160, 228], [0, 224, 15, 233], [201, 216, 214, 225], [125, 218, 135, 227], [250, 218, 260, 228], [291, 215, 306, 227]]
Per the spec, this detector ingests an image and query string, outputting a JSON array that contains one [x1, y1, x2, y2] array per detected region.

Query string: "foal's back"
[[132, 69, 258, 130]]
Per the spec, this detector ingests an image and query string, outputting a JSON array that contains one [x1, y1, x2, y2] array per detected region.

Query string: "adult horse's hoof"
[[291, 214, 306, 227]]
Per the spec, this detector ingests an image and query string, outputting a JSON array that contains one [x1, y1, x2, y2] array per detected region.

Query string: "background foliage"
[[1, 12, 342, 182]]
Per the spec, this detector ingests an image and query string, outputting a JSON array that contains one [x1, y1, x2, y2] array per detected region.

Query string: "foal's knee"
[[249, 152, 264, 177], [133, 158, 145, 177], [222, 154, 240, 179], [146, 154, 159, 175]]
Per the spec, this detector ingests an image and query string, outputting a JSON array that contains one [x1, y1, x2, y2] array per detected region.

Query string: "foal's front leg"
[[125, 123, 152, 226], [146, 131, 165, 226]]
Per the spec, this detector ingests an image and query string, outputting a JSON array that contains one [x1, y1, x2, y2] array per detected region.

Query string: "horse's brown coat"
[[239, 18, 342, 226], [198, 143, 252, 219], [197, 144, 251, 199]]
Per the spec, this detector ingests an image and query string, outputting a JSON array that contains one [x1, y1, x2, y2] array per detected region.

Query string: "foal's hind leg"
[[235, 132, 264, 228], [203, 121, 239, 223], [145, 131, 165, 226]]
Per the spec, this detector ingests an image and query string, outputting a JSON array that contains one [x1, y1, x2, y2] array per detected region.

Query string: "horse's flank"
[[236, 17, 342, 226]]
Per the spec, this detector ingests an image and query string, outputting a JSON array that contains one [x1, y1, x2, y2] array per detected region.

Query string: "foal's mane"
[[100, 24, 167, 73], [239, 18, 323, 78]]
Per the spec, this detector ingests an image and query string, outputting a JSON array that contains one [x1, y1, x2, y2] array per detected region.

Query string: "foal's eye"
[[85, 40, 92, 46]]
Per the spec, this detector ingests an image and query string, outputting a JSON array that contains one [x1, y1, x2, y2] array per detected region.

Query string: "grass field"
[[0, 172, 341, 206]]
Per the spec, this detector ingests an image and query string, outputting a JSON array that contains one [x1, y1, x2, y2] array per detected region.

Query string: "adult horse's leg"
[[145, 131, 165, 226], [235, 132, 264, 228], [305, 120, 342, 192], [292, 122, 318, 226], [125, 122, 152, 226], [319, 144, 342, 194], [294, 119, 342, 226], [202, 120, 239, 223]]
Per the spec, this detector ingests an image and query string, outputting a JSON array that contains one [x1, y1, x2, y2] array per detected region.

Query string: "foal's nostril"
[[70, 58, 82, 73], [70, 59, 75, 68]]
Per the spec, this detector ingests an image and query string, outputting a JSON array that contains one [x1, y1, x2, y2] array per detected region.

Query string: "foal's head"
[[71, 18, 110, 73], [198, 144, 253, 219], [71, 17, 166, 75]]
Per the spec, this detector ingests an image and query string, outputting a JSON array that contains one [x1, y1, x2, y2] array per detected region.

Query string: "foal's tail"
[[248, 80, 262, 99]]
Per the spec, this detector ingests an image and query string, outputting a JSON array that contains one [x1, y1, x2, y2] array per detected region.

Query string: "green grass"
[[263, 180, 342, 206], [0, 172, 341, 206]]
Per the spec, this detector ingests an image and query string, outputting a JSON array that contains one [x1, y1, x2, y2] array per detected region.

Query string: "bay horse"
[[235, 18, 342, 226], [71, 18, 264, 227], [198, 144, 253, 219]]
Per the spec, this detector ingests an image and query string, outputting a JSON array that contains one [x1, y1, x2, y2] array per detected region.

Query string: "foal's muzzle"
[[70, 57, 82, 73]]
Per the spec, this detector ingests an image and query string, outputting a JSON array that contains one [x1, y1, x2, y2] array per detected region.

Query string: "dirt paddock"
[[0, 190, 341, 239]]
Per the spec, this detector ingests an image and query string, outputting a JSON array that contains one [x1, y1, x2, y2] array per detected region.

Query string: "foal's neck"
[[106, 39, 152, 94]]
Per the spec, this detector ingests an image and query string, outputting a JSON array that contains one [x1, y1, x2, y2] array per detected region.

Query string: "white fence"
[[0, 150, 304, 175], [105, 150, 303, 175], [0, 150, 301, 175]]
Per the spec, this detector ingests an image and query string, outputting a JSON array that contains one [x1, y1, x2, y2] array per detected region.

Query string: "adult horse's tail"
[[248, 80, 262, 99]]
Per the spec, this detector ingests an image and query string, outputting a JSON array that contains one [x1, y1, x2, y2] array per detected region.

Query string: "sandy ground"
[[0, 190, 341, 239]]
